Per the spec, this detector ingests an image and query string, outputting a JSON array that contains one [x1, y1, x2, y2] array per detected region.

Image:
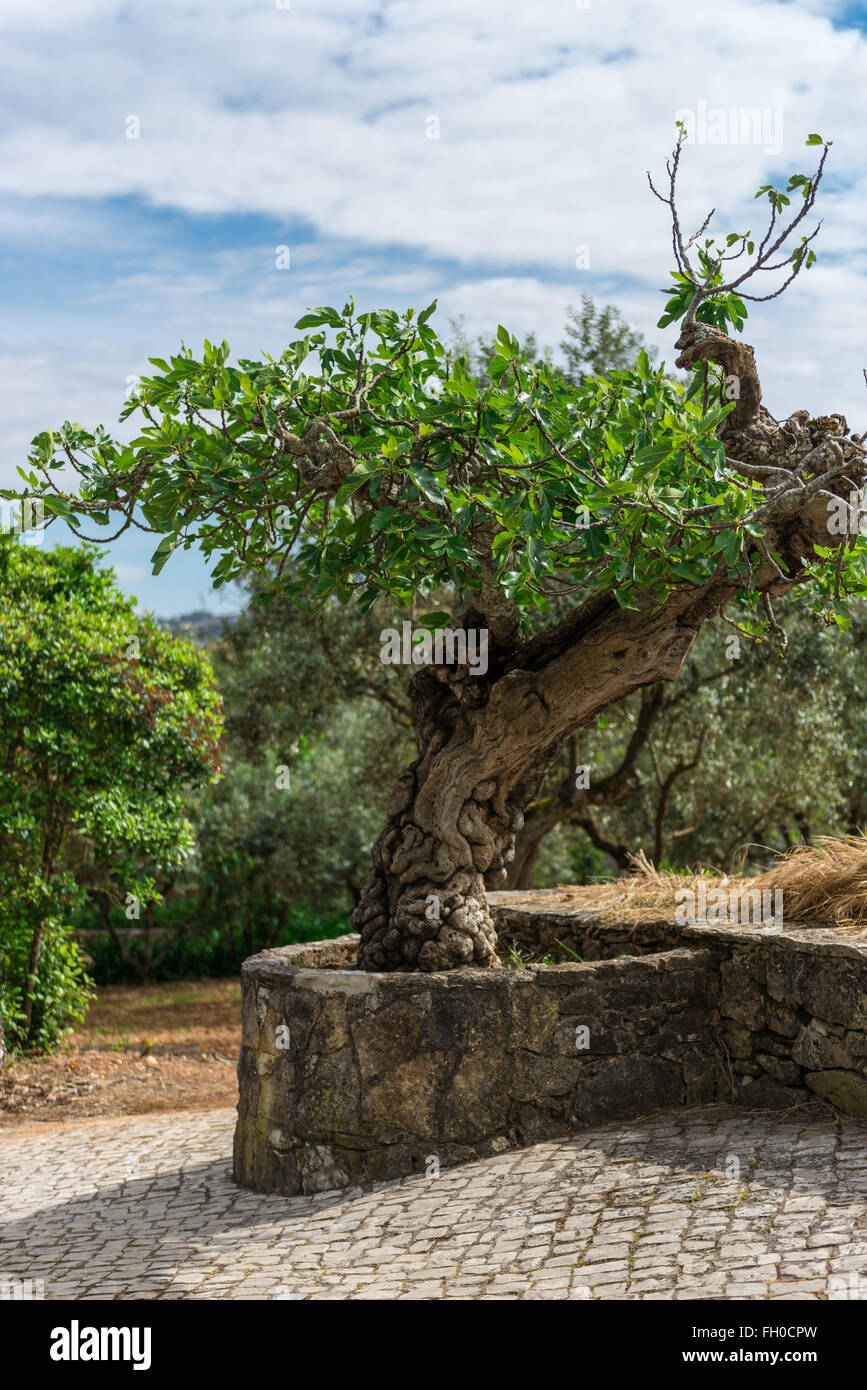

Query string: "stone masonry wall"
[[234, 935, 721, 1195], [234, 905, 867, 1198], [687, 922, 867, 1116]]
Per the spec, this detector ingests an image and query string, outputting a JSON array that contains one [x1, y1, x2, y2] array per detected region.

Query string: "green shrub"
[[0, 540, 223, 1051], [0, 874, 94, 1051]]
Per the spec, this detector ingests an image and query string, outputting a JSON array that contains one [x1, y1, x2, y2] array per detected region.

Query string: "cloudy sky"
[[1, 0, 865, 617]]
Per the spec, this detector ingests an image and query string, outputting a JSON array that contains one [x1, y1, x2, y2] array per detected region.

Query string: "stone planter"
[[233, 929, 721, 1196], [233, 896, 867, 1197]]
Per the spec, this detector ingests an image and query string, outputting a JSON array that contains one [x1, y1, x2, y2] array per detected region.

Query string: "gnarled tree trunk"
[[354, 583, 729, 970], [353, 380, 866, 971]]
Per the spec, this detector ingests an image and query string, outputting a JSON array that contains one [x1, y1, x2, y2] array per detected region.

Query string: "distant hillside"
[[158, 611, 237, 648]]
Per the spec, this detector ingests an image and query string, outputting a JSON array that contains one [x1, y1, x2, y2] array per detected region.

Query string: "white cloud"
[[1, 0, 866, 610], [0, 0, 864, 268], [110, 561, 150, 583]]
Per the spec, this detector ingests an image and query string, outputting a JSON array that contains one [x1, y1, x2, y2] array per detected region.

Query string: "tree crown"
[[12, 135, 865, 645], [0, 540, 224, 890]]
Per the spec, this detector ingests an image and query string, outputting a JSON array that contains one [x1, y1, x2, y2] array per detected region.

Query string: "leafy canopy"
[[15, 136, 863, 632], [0, 540, 224, 1048], [0, 540, 224, 890], [15, 314, 838, 623]]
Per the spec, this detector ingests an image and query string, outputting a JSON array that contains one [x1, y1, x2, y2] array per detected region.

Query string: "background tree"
[[21, 135, 866, 973], [0, 541, 223, 1048], [449, 295, 653, 389], [574, 595, 867, 871], [197, 579, 414, 953], [560, 295, 656, 385]]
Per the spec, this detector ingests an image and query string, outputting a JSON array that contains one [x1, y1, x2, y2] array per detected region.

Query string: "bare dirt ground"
[[0, 978, 241, 1131]]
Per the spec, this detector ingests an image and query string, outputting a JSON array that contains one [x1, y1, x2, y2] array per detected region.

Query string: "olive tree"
[[17, 134, 867, 972]]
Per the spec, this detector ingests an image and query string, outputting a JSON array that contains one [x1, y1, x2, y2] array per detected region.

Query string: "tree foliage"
[[0, 541, 223, 1048], [17, 140, 864, 637]]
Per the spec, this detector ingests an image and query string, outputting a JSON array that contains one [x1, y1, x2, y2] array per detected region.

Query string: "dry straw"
[[515, 837, 867, 934]]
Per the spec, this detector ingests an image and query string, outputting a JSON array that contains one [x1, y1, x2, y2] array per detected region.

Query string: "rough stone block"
[[805, 1069, 867, 1117], [572, 1057, 684, 1126], [792, 1023, 853, 1071], [756, 1053, 802, 1086], [720, 958, 766, 1029]]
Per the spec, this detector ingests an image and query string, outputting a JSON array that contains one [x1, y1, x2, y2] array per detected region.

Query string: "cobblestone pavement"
[[2, 1104, 867, 1300]]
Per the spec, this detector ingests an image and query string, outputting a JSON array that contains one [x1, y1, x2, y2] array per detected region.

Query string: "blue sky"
[[1, 0, 866, 617]]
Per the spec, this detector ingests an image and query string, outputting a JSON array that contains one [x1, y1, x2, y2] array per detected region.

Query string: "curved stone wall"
[[233, 932, 721, 1195], [233, 904, 867, 1197]]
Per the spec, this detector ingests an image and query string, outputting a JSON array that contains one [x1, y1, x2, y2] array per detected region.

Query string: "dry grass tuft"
[[754, 834, 867, 931], [551, 851, 722, 922], [520, 849, 730, 923], [526, 837, 867, 935]]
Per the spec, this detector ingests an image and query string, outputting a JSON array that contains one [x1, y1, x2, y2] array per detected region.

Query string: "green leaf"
[[633, 443, 673, 466], [334, 461, 379, 508], [40, 495, 74, 520], [408, 466, 445, 505], [31, 431, 55, 464], [415, 610, 452, 629], [294, 307, 344, 330], [412, 523, 447, 538], [150, 535, 179, 575], [370, 506, 401, 533], [356, 587, 381, 612], [487, 354, 509, 381], [712, 530, 741, 566], [526, 535, 549, 575]]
